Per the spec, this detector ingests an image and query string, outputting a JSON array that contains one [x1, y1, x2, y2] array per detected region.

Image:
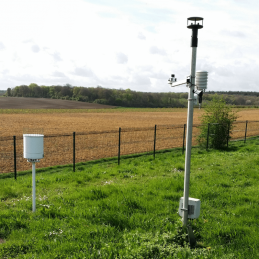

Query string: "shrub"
[[197, 95, 237, 149], [93, 99, 108, 104]]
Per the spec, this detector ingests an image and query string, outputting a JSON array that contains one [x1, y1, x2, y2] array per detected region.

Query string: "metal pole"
[[32, 162, 36, 212], [244, 120, 248, 143], [182, 124, 186, 155], [153, 125, 157, 159], [182, 47, 197, 227], [13, 136, 17, 180]]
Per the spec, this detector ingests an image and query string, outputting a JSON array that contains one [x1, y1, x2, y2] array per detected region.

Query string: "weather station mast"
[[168, 17, 208, 245]]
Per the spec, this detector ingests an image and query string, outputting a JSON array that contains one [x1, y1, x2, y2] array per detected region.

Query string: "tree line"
[[3, 84, 259, 108], [4, 84, 188, 108]]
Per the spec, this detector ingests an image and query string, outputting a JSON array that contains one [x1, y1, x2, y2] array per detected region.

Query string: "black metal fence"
[[1, 120, 259, 177]]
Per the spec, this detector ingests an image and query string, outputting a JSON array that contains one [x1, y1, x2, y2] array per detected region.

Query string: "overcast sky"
[[0, 0, 258, 93]]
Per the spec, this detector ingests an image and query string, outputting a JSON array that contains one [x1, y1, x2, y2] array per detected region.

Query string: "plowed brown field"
[[0, 110, 197, 137], [0, 97, 116, 109], [0, 108, 258, 137], [1, 106, 259, 174]]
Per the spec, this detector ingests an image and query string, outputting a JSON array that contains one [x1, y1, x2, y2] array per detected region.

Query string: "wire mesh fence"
[[232, 120, 259, 140], [0, 120, 259, 175]]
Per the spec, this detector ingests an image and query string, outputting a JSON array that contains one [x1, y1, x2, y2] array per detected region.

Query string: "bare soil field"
[[0, 108, 258, 137], [1, 97, 258, 137], [0, 97, 116, 109], [0, 110, 197, 137], [0, 100, 259, 174]]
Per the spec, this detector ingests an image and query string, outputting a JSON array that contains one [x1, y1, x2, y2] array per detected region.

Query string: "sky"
[[0, 0, 258, 93]]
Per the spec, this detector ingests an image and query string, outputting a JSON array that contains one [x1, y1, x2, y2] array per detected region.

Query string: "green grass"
[[1, 138, 259, 258], [0, 107, 187, 114], [0, 106, 256, 114]]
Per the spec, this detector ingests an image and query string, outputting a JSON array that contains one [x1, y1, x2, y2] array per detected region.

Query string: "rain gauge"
[[23, 130, 44, 212]]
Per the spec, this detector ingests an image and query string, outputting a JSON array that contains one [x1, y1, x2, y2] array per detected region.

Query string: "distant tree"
[[79, 87, 90, 98], [234, 96, 246, 105], [60, 85, 72, 97], [40, 86, 50, 98], [28, 83, 38, 97], [12, 84, 259, 109], [12, 86, 21, 97], [6, 88, 11, 96], [19, 85, 30, 97], [34, 85, 42, 97], [101, 88, 112, 101], [48, 87, 55, 98], [123, 89, 133, 103], [72, 87, 81, 98], [53, 85, 62, 99], [93, 99, 108, 104], [180, 93, 188, 99], [88, 87, 98, 101]]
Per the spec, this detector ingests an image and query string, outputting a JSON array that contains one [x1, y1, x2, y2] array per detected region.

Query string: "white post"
[[182, 47, 197, 226], [32, 162, 36, 212]]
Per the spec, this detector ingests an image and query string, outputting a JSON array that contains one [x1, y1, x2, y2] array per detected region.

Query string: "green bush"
[[93, 98, 108, 104], [197, 95, 237, 149]]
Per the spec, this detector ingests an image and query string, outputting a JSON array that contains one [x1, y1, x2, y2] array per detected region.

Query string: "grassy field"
[[0, 137, 259, 258], [0, 107, 185, 114]]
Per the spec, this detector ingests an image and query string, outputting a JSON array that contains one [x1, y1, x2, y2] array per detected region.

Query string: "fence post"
[[182, 124, 186, 155], [118, 127, 121, 165], [244, 120, 248, 143], [206, 123, 210, 151], [73, 132, 75, 172], [153, 125, 157, 159], [227, 123, 230, 148], [13, 136, 17, 180]]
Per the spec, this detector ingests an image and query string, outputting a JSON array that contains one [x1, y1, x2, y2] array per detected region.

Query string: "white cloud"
[[137, 32, 146, 40], [52, 71, 67, 78], [74, 67, 94, 77], [149, 46, 167, 56], [0, 42, 5, 50], [116, 52, 128, 64], [221, 30, 246, 38], [31, 45, 40, 53], [131, 74, 151, 86], [0, 0, 258, 93], [49, 52, 62, 62]]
